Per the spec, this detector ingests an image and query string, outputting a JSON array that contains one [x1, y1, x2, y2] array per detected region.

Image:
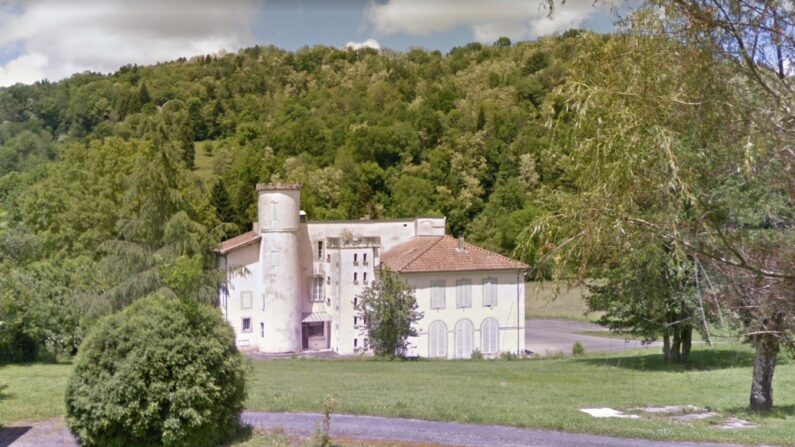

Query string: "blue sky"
[[0, 0, 617, 86]]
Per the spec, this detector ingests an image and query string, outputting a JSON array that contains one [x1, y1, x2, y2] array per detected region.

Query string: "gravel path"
[[525, 319, 660, 356], [0, 413, 744, 447]]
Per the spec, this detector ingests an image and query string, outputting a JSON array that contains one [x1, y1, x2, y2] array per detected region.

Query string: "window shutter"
[[455, 319, 473, 358], [483, 278, 497, 307], [431, 281, 445, 309], [456, 280, 471, 308], [481, 318, 498, 354], [428, 321, 447, 358]]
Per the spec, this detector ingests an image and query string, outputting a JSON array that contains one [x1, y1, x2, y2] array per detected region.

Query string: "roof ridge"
[[400, 236, 445, 271]]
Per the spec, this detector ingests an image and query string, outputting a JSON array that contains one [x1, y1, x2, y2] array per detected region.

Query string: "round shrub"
[[65, 296, 246, 447]]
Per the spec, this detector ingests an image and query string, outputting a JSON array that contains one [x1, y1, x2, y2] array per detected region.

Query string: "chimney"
[[457, 236, 466, 252]]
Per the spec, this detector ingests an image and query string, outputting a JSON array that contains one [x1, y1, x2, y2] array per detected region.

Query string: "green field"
[[3, 345, 794, 446], [524, 281, 601, 322]]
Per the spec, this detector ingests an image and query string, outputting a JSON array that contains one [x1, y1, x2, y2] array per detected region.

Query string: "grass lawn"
[[194, 141, 218, 182], [2, 345, 794, 446], [524, 281, 601, 322]]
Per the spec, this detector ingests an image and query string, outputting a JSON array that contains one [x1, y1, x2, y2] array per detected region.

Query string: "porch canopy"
[[301, 312, 332, 323]]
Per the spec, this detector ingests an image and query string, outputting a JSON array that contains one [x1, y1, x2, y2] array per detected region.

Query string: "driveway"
[[525, 319, 660, 356], [0, 413, 742, 447]]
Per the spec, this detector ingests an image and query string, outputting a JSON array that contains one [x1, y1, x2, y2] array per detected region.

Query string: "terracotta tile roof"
[[380, 236, 528, 273], [216, 231, 260, 254]]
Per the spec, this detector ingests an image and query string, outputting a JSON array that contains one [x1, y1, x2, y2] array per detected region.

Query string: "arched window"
[[454, 319, 474, 359], [428, 321, 447, 358], [481, 318, 499, 355]]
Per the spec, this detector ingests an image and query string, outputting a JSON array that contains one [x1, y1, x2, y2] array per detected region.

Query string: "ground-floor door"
[[302, 321, 330, 350]]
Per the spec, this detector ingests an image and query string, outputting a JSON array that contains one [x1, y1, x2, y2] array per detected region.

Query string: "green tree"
[[527, 6, 793, 409], [65, 296, 246, 447], [211, 180, 234, 224], [355, 268, 423, 358]]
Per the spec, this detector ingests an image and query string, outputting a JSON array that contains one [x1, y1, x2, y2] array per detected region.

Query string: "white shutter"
[[428, 321, 447, 358], [481, 318, 498, 354], [431, 281, 445, 309], [456, 280, 471, 308], [455, 319, 474, 358], [483, 278, 497, 307]]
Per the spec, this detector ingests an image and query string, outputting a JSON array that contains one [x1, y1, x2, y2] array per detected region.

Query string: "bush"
[[0, 321, 38, 364], [470, 348, 484, 360], [572, 341, 586, 356], [499, 351, 518, 361], [65, 296, 246, 447]]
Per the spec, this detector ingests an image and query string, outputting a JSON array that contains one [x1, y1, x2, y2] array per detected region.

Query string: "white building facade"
[[217, 184, 527, 358]]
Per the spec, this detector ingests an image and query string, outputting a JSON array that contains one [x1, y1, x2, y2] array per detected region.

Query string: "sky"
[[0, 0, 618, 87]]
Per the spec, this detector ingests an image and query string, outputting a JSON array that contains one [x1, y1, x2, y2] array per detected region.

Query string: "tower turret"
[[257, 183, 302, 353]]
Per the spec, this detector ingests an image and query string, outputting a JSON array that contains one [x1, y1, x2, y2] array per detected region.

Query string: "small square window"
[[242, 318, 252, 333]]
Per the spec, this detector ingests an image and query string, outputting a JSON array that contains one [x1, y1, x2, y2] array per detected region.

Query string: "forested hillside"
[[0, 33, 585, 358]]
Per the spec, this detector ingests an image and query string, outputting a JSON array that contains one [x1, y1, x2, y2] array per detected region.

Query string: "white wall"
[[402, 270, 525, 359], [221, 241, 264, 349]]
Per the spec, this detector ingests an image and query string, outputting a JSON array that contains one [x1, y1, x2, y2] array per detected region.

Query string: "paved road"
[[1, 413, 743, 447], [525, 319, 660, 356], [245, 412, 741, 447]]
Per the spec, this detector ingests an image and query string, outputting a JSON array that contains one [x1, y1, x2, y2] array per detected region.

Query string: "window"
[[354, 316, 358, 326], [430, 280, 446, 309], [270, 201, 278, 226], [308, 323, 324, 337], [363, 253, 368, 265], [482, 278, 498, 307], [454, 319, 474, 358], [327, 276, 331, 285], [481, 318, 499, 355], [312, 277, 324, 302], [353, 272, 358, 284], [241, 291, 252, 310], [428, 321, 447, 358], [261, 293, 266, 311], [326, 254, 330, 262], [456, 279, 472, 308], [363, 272, 368, 284], [354, 338, 358, 348], [260, 322, 265, 338], [269, 250, 280, 278], [317, 241, 323, 259], [353, 253, 358, 264], [242, 317, 252, 333]]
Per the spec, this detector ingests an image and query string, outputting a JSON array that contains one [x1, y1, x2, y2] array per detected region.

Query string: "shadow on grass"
[[575, 348, 757, 372], [220, 424, 253, 447], [725, 404, 795, 420]]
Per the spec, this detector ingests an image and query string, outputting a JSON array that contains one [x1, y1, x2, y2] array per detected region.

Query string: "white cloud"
[[366, 0, 609, 42], [345, 38, 381, 50], [0, 0, 260, 86]]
